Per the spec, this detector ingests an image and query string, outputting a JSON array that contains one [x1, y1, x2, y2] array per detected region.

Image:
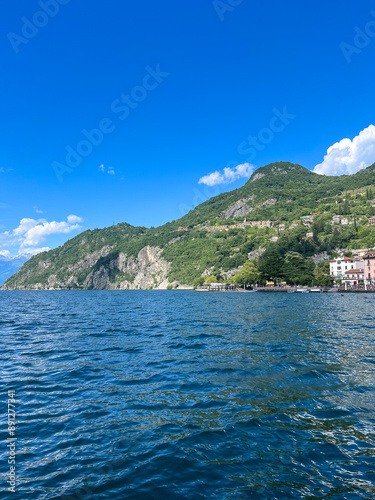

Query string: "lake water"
[[1, 291, 375, 499]]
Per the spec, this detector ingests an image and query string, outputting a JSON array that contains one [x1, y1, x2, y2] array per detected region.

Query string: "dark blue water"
[[1, 291, 375, 499]]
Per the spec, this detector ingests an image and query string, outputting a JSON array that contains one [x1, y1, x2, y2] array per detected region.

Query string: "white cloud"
[[0, 215, 83, 256], [13, 218, 39, 237], [34, 206, 43, 214], [198, 162, 254, 186], [67, 215, 83, 224], [314, 125, 375, 176], [99, 164, 115, 175], [199, 170, 223, 186], [0, 250, 11, 258], [18, 247, 50, 257], [21, 220, 81, 247]]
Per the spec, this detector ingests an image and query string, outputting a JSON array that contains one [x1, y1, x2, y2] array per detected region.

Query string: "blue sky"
[[1, 0, 375, 257]]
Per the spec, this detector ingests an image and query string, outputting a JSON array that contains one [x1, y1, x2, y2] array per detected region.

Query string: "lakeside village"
[[177, 215, 375, 293]]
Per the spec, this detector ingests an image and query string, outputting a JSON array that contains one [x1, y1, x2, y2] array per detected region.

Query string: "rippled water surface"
[[1, 291, 375, 499]]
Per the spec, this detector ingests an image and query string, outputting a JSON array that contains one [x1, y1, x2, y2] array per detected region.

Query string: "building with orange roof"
[[329, 257, 364, 280]]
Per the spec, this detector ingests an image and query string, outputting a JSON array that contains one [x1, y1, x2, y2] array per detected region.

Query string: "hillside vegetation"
[[4, 162, 375, 290]]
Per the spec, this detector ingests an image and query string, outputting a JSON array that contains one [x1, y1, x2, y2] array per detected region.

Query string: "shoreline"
[[1, 287, 375, 293]]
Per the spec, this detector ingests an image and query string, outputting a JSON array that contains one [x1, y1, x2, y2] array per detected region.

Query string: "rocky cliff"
[[3, 245, 175, 290], [86, 246, 171, 290]]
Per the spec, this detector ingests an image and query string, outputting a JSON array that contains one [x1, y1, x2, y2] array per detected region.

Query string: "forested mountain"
[[4, 162, 375, 290]]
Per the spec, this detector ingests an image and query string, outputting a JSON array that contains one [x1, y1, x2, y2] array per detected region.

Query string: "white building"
[[329, 257, 364, 279], [342, 269, 364, 285]]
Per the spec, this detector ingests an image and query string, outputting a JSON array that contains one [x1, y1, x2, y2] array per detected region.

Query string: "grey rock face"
[[73, 245, 172, 290], [248, 247, 266, 260], [220, 196, 255, 219], [250, 172, 265, 182], [84, 266, 110, 290], [220, 197, 277, 220], [2, 245, 172, 290], [312, 252, 329, 265], [120, 246, 171, 290]]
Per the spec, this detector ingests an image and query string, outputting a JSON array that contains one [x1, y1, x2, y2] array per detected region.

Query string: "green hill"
[[4, 162, 375, 290]]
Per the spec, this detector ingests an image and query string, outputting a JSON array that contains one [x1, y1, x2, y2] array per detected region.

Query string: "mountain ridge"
[[3, 161, 375, 290]]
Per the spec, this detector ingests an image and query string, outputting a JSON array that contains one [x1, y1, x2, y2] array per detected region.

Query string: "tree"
[[324, 223, 332, 234], [205, 276, 218, 284], [312, 216, 324, 237], [331, 228, 342, 246], [233, 261, 260, 286], [282, 251, 314, 285], [193, 276, 205, 288], [258, 247, 284, 281], [314, 266, 334, 287], [319, 261, 331, 274], [343, 199, 350, 215]]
